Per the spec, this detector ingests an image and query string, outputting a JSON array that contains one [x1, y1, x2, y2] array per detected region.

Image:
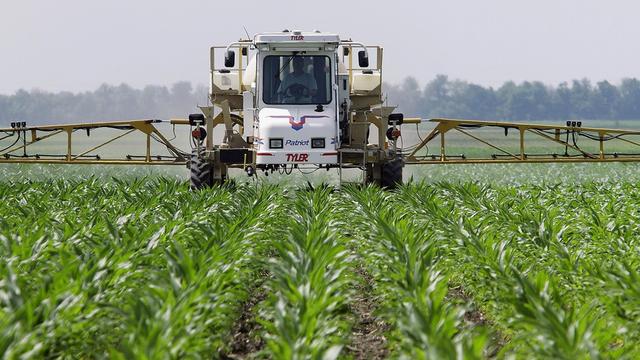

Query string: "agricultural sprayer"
[[3, 30, 640, 189]]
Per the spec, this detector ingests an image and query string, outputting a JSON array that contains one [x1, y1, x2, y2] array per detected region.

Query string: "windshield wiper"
[[276, 52, 299, 78]]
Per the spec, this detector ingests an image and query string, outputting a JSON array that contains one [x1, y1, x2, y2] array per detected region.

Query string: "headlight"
[[311, 138, 325, 148], [269, 138, 283, 149]]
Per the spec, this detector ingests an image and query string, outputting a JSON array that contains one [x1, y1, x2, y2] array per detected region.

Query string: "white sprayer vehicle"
[[188, 29, 405, 189]]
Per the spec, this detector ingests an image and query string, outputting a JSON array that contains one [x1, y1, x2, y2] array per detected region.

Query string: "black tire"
[[380, 157, 404, 189], [189, 149, 213, 190]]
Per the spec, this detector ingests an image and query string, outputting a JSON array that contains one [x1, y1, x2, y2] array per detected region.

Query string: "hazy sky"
[[1, 0, 639, 94]]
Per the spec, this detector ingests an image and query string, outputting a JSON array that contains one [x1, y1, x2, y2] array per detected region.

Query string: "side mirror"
[[388, 113, 404, 126], [358, 50, 369, 67], [225, 50, 235, 68], [189, 113, 206, 126]]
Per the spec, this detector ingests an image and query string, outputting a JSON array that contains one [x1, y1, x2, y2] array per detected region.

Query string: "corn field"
[[1, 175, 640, 359]]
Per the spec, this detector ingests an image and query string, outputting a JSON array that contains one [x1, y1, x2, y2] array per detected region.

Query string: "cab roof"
[[254, 30, 340, 45]]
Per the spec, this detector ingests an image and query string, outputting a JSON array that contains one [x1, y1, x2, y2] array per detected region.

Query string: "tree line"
[[386, 75, 640, 120], [0, 82, 208, 124], [1, 76, 640, 124]]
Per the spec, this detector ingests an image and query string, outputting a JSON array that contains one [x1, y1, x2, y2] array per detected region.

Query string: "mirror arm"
[[340, 41, 368, 58], [225, 41, 253, 53]]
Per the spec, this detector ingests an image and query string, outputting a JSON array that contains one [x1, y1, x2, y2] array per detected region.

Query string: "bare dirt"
[[222, 281, 268, 359], [447, 285, 489, 327], [447, 284, 508, 358], [346, 266, 390, 360]]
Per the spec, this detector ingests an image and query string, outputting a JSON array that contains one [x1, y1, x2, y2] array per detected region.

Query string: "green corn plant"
[[3, 171, 640, 359], [341, 184, 487, 359], [260, 187, 351, 360], [0, 179, 287, 358], [508, 270, 604, 359]]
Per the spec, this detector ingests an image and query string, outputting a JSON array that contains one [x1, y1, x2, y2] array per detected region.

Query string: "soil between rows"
[[221, 268, 503, 359], [447, 284, 508, 358], [222, 280, 268, 358], [346, 266, 390, 360]]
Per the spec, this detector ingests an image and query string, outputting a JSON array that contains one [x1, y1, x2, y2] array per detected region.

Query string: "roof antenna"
[[243, 25, 251, 40]]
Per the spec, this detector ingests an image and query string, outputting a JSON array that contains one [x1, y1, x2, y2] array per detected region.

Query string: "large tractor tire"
[[189, 149, 213, 190], [368, 157, 404, 189], [380, 157, 404, 189]]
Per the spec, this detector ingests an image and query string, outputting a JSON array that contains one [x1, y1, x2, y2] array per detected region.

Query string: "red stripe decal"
[[256, 152, 273, 156]]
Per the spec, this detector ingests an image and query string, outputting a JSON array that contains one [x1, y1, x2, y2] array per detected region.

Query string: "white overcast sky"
[[1, 0, 639, 94]]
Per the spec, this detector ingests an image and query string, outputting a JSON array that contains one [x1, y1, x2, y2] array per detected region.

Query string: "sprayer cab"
[[201, 30, 400, 187], [250, 31, 339, 165]]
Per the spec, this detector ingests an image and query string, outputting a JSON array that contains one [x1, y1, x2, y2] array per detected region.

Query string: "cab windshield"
[[262, 55, 331, 105]]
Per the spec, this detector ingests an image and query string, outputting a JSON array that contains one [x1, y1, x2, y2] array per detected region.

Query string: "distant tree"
[[422, 74, 452, 117], [385, 76, 423, 116], [569, 79, 594, 119], [592, 81, 619, 120], [399, 77, 421, 116], [441, 79, 471, 118], [553, 82, 571, 120], [617, 78, 640, 120], [495, 81, 517, 119], [0, 96, 6, 122], [140, 85, 169, 117], [456, 83, 498, 120]]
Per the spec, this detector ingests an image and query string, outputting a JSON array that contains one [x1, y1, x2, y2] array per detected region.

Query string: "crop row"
[[340, 186, 487, 359], [0, 179, 283, 358], [389, 182, 640, 358], [2, 177, 640, 358], [258, 187, 352, 359]]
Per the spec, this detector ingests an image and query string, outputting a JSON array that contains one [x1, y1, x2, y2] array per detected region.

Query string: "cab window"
[[262, 55, 331, 105]]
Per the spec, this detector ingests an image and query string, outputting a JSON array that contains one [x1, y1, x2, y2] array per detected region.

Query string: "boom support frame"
[[3, 117, 640, 168], [403, 118, 640, 164], [0, 119, 189, 165]]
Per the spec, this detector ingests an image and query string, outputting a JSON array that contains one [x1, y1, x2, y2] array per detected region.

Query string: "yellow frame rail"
[[0, 119, 188, 165], [4, 117, 640, 166], [404, 118, 640, 164]]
